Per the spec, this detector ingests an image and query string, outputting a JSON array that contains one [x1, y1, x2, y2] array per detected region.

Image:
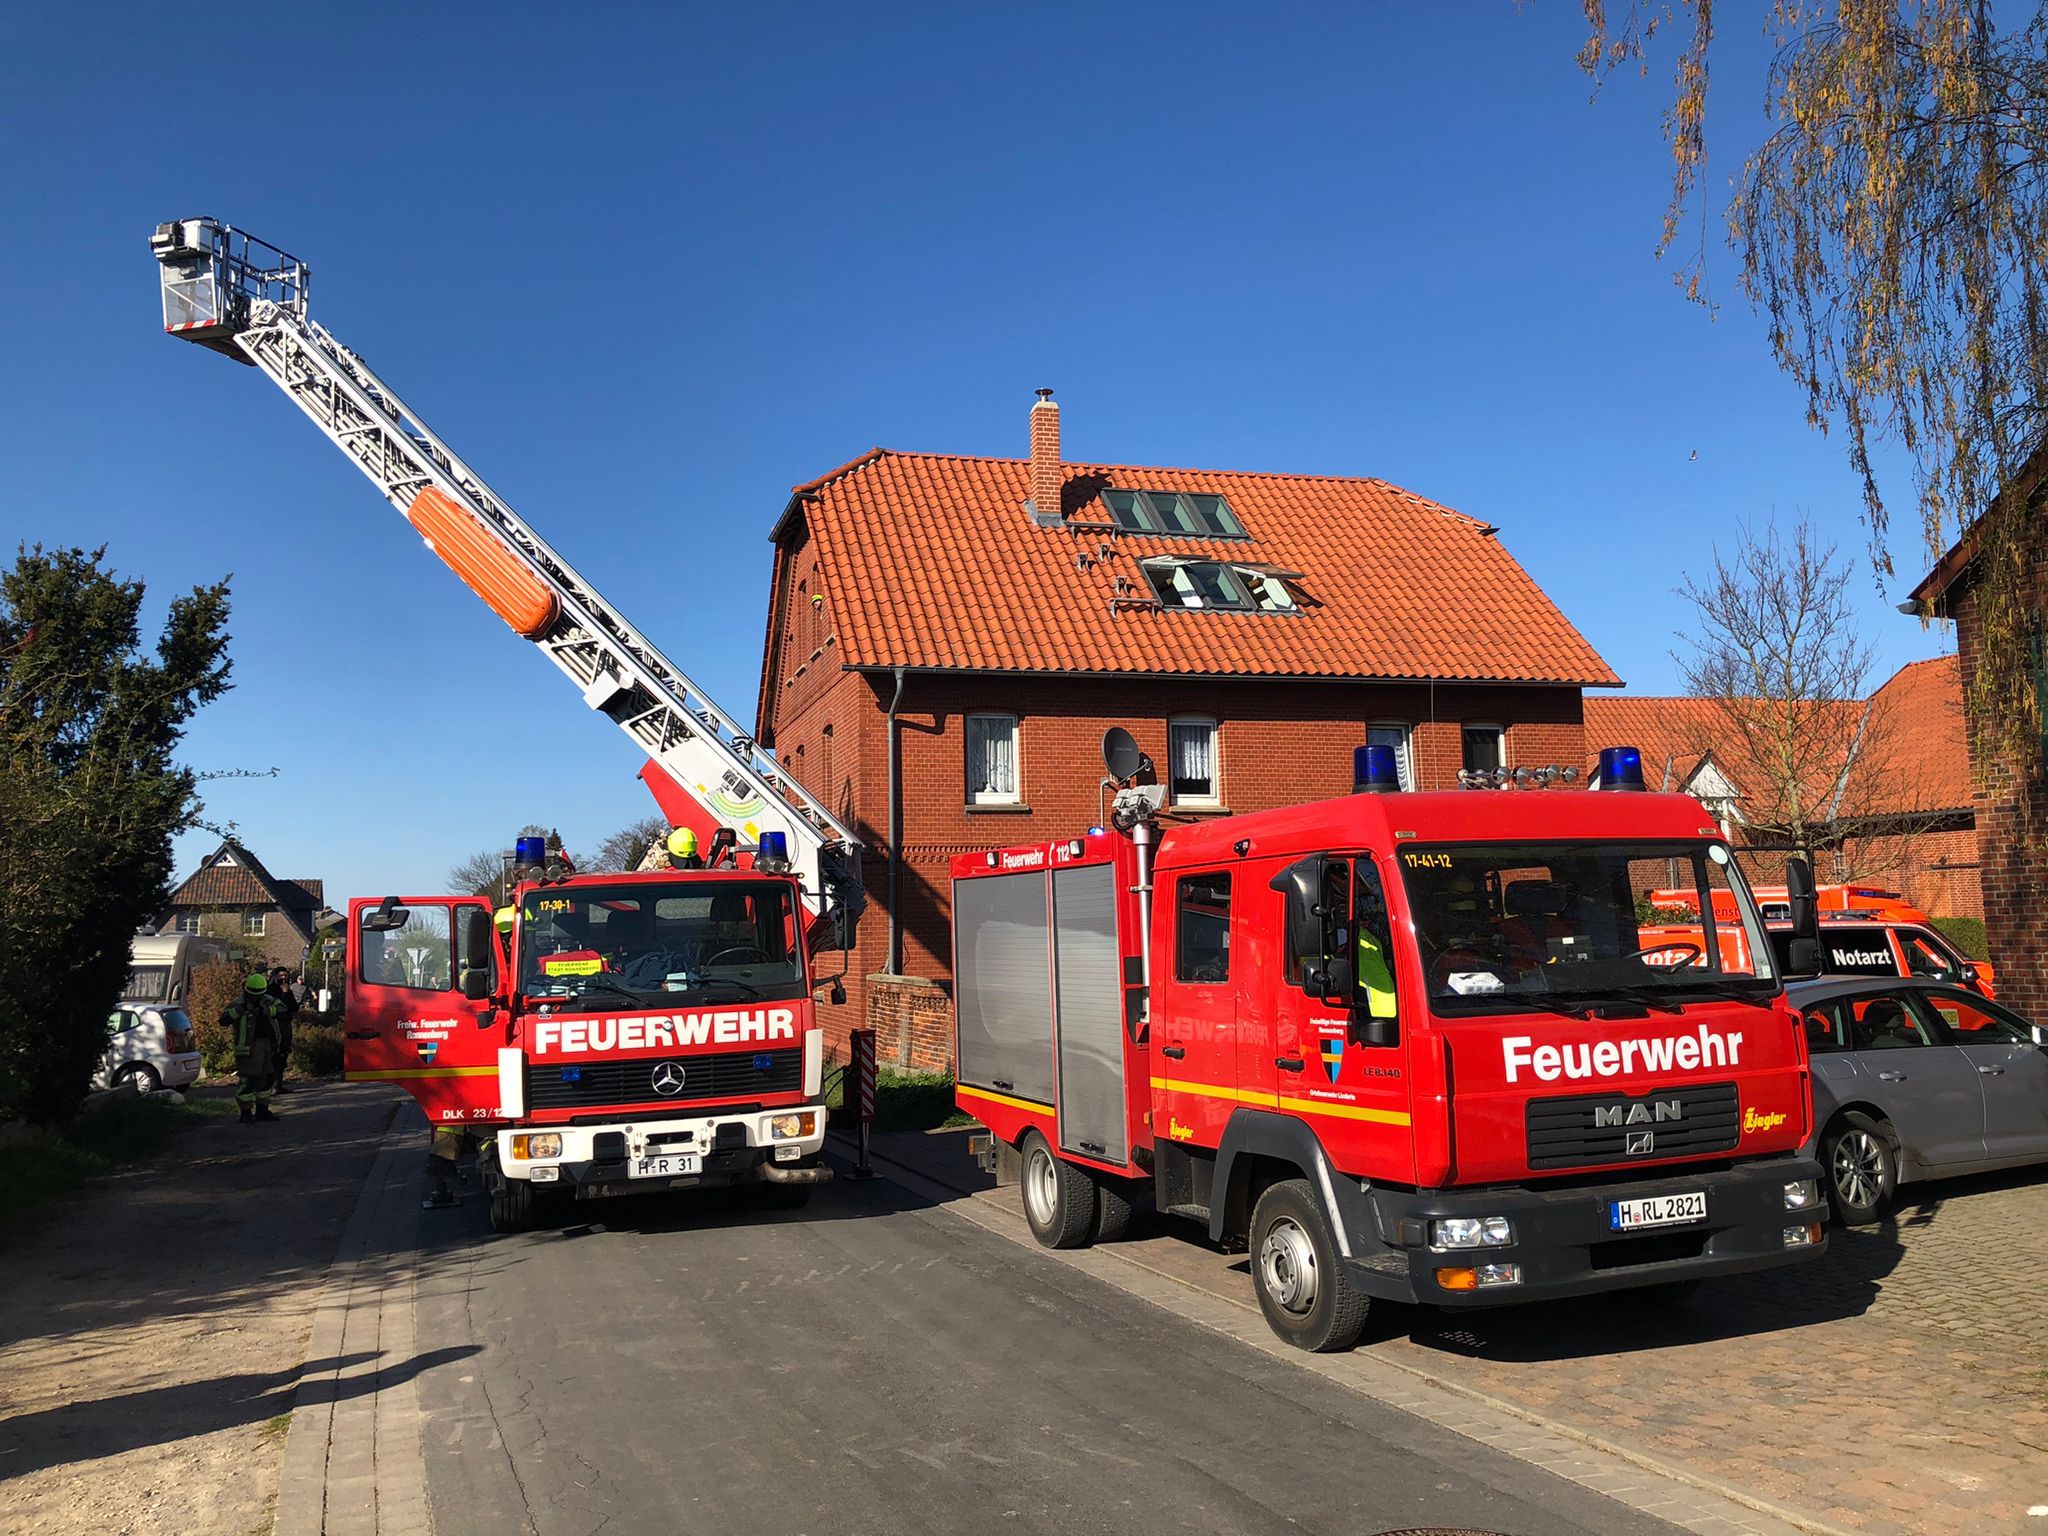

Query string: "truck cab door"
[[1154, 869, 1238, 1147], [346, 896, 504, 1125]]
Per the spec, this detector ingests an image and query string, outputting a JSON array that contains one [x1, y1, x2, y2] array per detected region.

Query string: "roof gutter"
[[841, 663, 1613, 689]]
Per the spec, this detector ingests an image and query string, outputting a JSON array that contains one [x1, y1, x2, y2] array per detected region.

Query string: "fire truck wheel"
[[754, 1182, 813, 1211], [488, 1176, 536, 1234], [1249, 1179, 1368, 1352], [1092, 1178, 1133, 1243], [1823, 1111, 1896, 1226], [1020, 1132, 1095, 1249]]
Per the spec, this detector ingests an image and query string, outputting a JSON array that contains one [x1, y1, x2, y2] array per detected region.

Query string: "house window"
[[965, 713, 1020, 805], [175, 913, 200, 935], [1462, 724, 1504, 774], [1142, 559, 1303, 612], [1168, 717, 1221, 806], [1101, 489, 1246, 538], [1366, 722, 1414, 791], [243, 910, 267, 937], [1175, 872, 1232, 982]]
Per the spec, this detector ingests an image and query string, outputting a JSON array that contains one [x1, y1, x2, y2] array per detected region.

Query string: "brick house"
[[1583, 656, 1980, 919], [148, 839, 329, 972], [757, 393, 1618, 1068], [1910, 521, 2048, 1014]]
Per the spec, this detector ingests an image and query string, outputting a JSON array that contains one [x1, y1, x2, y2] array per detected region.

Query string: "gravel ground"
[[0, 1082, 404, 1536]]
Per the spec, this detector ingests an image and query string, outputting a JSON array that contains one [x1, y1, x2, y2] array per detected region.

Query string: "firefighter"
[[266, 965, 299, 1094], [423, 1125, 468, 1210], [223, 974, 282, 1123], [664, 826, 704, 870], [494, 905, 515, 969]]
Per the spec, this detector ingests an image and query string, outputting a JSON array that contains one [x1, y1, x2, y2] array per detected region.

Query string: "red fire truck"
[[152, 218, 857, 1230], [954, 745, 1830, 1350]]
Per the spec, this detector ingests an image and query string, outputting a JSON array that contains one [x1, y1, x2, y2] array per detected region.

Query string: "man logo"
[[650, 1061, 688, 1096], [1593, 1098, 1682, 1128], [1625, 1130, 1656, 1155]]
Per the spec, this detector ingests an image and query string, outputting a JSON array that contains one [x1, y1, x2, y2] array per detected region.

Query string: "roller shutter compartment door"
[[953, 871, 1055, 1105]]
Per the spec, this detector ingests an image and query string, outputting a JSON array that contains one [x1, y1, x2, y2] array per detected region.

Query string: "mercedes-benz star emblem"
[[650, 1061, 687, 1096]]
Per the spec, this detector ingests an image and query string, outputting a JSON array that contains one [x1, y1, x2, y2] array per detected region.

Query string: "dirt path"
[[0, 1082, 406, 1536]]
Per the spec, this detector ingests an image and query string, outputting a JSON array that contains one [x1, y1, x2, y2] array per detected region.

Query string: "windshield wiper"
[[690, 975, 763, 999], [565, 980, 656, 1009]]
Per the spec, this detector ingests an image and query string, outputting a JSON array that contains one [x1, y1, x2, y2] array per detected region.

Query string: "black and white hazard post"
[[850, 1027, 877, 1180]]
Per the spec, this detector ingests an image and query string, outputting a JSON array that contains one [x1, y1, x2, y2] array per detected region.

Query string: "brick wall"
[[864, 973, 954, 1072], [1951, 580, 2048, 1013]]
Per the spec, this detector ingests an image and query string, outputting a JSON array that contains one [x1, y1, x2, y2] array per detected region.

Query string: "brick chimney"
[[1026, 388, 1061, 525]]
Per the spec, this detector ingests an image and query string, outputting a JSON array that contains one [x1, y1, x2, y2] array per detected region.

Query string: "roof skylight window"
[[1142, 558, 1306, 613], [1101, 489, 1245, 538]]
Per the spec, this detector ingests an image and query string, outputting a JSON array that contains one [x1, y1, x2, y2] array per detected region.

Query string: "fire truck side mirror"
[[1271, 858, 1325, 972], [459, 969, 492, 1002], [1783, 857, 1821, 974]]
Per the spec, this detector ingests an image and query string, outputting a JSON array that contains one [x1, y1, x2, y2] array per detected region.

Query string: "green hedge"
[[1932, 916, 1989, 961]]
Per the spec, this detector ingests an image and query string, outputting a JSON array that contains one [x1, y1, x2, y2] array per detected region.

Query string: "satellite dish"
[[1102, 727, 1143, 784]]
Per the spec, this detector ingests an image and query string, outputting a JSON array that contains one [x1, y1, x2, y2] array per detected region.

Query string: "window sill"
[[1170, 803, 1231, 816], [965, 802, 1033, 814]]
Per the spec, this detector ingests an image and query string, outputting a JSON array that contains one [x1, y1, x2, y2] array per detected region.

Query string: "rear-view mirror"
[[460, 970, 491, 1002], [1786, 937, 1823, 977], [1783, 857, 1819, 946], [1271, 858, 1325, 968]]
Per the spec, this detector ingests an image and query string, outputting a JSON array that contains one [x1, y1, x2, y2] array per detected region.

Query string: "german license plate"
[[1609, 1191, 1706, 1231], [630, 1153, 701, 1179]]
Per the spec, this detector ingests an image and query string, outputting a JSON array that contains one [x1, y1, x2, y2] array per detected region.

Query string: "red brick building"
[[1583, 656, 1980, 919], [758, 394, 1617, 1068], [1911, 526, 2048, 1014]]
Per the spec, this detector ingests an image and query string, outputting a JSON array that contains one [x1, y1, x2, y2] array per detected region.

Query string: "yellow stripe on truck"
[[348, 1066, 500, 1081], [1151, 1075, 1412, 1128], [956, 1084, 1054, 1116]]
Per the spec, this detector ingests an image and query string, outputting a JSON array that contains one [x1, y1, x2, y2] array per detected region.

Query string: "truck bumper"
[[498, 1105, 831, 1197], [1353, 1154, 1827, 1306]]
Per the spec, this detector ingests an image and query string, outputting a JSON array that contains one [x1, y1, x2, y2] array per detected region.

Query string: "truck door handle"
[[1161, 1045, 1186, 1060], [1876, 1070, 1906, 1081], [1977, 1064, 2006, 1075], [1275, 1056, 1306, 1073]]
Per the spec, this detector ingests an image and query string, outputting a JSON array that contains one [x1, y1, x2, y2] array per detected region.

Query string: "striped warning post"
[[850, 1029, 878, 1178]]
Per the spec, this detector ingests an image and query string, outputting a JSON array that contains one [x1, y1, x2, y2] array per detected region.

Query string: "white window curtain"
[[1366, 723, 1413, 791], [1169, 718, 1218, 803], [966, 714, 1018, 801]]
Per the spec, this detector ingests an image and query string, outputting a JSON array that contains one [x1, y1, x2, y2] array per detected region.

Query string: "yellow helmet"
[[666, 827, 699, 859], [494, 906, 514, 933]]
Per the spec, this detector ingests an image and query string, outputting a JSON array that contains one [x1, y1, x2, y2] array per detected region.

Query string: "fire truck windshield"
[[517, 881, 805, 1006], [1396, 841, 1776, 1012]]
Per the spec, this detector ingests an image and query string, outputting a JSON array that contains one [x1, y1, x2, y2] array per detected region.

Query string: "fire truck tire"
[[755, 1183, 813, 1211], [1092, 1178, 1134, 1243], [1249, 1179, 1368, 1352], [489, 1175, 536, 1234], [1020, 1132, 1095, 1249]]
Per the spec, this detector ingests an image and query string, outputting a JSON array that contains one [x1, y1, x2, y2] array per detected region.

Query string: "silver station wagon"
[[1787, 977, 2048, 1224]]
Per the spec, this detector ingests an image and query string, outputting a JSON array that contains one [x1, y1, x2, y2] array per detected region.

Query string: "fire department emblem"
[[650, 1061, 687, 1096], [1319, 1036, 1344, 1085]]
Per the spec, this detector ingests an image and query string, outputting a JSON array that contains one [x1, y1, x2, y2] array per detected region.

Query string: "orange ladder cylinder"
[[405, 486, 559, 639]]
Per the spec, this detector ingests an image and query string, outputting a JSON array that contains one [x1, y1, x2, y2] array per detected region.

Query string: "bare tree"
[[1674, 520, 1875, 865], [446, 822, 552, 900], [588, 815, 668, 873]]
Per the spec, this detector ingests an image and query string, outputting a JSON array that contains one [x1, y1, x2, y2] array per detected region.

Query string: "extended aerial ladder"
[[150, 217, 861, 933]]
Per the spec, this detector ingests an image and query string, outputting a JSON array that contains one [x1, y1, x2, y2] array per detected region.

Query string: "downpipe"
[[885, 665, 907, 974]]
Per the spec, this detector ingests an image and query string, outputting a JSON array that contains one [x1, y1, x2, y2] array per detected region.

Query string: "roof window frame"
[[1101, 488, 1248, 540], [1139, 556, 1311, 615]]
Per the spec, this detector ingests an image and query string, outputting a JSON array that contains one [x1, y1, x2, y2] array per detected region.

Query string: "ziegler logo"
[[1167, 1117, 1195, 1141], [1742, 1107, 1788, 1134], [1593, 1099, 1681, 1128]]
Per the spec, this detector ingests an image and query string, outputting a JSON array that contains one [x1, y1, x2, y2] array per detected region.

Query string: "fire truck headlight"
[[1782, 1179, 1820, 1211], [769, 1112, 817, 1140], [510, 1133, 561, 1160], [1431, 1216, 1513, 1250]]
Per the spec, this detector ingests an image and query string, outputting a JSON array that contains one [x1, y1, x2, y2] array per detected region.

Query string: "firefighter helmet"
[[666, 827, 699, 861], [494, 906, 514, 933], [244, 973, 270, 995]]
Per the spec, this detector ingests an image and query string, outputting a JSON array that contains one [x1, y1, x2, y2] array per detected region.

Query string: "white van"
[[127, 934, 230, 1008]]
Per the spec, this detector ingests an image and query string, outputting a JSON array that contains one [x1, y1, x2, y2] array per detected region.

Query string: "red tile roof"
[[165, 842, 323, 914], [1583, 656, 1968, 817], [775, 452, 1618, 686]]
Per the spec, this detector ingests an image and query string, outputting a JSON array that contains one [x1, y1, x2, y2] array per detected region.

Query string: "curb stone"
[[828, 1130, 1849, 1536], [273, 1100, 428, 1536]]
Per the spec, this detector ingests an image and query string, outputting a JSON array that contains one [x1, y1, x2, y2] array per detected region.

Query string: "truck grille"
[[525, 1048, 802, 1112], [1525, 1081, 1739, 1171]]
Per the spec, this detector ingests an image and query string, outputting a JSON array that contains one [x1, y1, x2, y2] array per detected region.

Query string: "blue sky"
[[0, 4, 1952, 919]]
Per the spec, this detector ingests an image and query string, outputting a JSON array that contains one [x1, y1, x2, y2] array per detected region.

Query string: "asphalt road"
[[412, 1165, 1678, 1536]]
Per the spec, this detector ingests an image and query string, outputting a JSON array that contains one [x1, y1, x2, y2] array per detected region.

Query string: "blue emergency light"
[[1354, 744, 1401, 794], [757, 830, 789, 872], [1597, 745, 1646, 792], [515, 834, 546, 866]]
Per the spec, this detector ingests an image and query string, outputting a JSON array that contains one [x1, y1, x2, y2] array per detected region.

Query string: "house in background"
[[1583, 655, 1979, 919], [147, 839, 329, 972], [758, 391, 1620, 1068]]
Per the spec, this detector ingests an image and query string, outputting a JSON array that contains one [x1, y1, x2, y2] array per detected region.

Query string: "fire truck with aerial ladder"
[[956, 738, 1833, 1350], [151, 218, 860, 1231]]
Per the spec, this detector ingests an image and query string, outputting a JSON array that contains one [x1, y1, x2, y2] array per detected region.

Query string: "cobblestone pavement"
[[865, 1128, 2048, 1536]]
